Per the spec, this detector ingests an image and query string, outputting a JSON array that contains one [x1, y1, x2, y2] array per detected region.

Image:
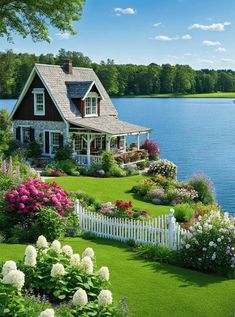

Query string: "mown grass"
[[48, 175, 171, 217], [0, 238, 234, 317], [115, 92, 235, 98]]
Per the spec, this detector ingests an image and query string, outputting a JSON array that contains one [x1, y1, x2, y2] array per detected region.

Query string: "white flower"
[[3, 269, 25, 290], [98, 290, 113, 306], [38, 308, 55, 317], [72, 288, 88, 306], [202, 247, 207, 251], [62, 245, 73, 257], [25, 245, 37, 258], [82, 247, 95, 259], [51, 240, 61, 253], [211, 252, 216, 261], [98, 266, 109, 281], [51, 263, 66, 277], [70, 254, 80, 266], [185, 244, 191, 249], [217, 238, 221, 243], [36, 235, 48, 249], [24, 255, 37, 267], [2, 261, 17, 277], [81, 256, 93, 273], [209, 241, 214, 247]]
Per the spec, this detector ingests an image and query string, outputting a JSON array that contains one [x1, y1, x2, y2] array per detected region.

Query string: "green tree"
[[56, 49, 92, 68], [217, 71, 234, 92], [0, 0, 85, 42], [0, 50, 16, 98], [94, 61, 119, 95], [160, 64, 175, 93], [0, 109, 12, 156], [174, 65, 195, 93]]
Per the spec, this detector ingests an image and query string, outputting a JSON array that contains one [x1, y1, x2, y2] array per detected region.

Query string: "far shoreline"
[[111, 92, 235, 99]]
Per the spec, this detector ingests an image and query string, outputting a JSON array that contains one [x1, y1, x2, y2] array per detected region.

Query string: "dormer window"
[[32, 88, 45, 116], [85, 92, 98, 117]]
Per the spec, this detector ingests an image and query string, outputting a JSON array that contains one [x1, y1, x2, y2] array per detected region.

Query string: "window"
[[74, 135, 83, 152], [51, 132, 60, 154], [94, 136, 103, 150], [22, 127, 30, 144], [85, 97, 97, 116], [32, 88, 45, 115]]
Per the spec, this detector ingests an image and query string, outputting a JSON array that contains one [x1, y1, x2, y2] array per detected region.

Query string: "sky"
[[1, 0, 235, 69]]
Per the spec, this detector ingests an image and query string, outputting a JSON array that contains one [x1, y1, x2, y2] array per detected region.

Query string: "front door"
[[44, 131, 61, 156]]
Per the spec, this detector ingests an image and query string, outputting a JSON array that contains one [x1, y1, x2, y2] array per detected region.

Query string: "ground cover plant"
[[0, 237, 234, 317], [0, 236, 124, 316]]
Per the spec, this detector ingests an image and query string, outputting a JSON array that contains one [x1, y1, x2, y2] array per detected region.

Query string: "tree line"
[[1, 49, 235, 99]]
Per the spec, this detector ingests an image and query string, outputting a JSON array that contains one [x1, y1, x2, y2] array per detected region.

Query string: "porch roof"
[[68, 116, 151, 135]]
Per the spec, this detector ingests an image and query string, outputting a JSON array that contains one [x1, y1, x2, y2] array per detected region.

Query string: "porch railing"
[[73, 154, 102, 166]]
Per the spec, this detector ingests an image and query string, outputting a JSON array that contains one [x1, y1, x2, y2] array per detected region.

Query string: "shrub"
[[56, 160, 78, 175], [102, 151, 116, 172], [149, 159, 177, 179], [137, 244, 174, 264], [141, 139, 160, 160], [189, 174, 215, 204], [64, 213, 80, 237], [106, 165, 127, 177], [136, 161, 146, 170], [174, 204, 194, 222], [131, 179, 155, 196], [55, 145, 72, 161], [178, 211, 235, 278], [27, 141, 42, 158]]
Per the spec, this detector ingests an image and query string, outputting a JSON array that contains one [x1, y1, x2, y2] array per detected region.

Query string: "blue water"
[[1, 98, 235, 213]]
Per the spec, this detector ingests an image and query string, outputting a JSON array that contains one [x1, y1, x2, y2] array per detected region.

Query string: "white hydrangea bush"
[[179, 211, 235, 277], [149, 159, 177, 179]]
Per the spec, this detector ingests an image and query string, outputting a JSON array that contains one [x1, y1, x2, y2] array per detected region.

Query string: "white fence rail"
[[75, 200, 189, 250], [73, 154, 102, 166]]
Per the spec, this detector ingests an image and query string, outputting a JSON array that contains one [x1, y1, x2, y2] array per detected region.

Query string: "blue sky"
[[2, 0, 235, 69]]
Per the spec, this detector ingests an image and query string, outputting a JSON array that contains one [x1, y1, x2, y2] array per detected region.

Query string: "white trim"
[[33, 90, 45, 116], [43, 129, 62, 156], [84, 94, 98, 117], [82, 81, 104, 100]]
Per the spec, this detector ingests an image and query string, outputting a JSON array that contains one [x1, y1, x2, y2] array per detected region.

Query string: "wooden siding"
[[13, 74, 63, 121]]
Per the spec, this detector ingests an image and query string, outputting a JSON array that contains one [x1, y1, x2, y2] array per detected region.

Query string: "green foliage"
[[55, 145, 73, 161], [27, 141, 41, 158], [64, 213, 80, 237], [174, 204, 194, 222], [189, 174, 215, 204], [56, 160, 78, 175], [137, 244, 174, 264], [106, 165, 127, 177], [0, 0, 85, 42], [0, 173, 18, 191], [102, 152, 116, 172], [0, 283, 27, 316], [0, 109, 12, 156]]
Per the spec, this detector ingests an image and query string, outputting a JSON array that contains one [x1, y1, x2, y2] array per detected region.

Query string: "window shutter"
[[29, 127, 35, 142], [45, 131, 50, 154], [16, 127, 21, 141], [59, 134, 64, 147]]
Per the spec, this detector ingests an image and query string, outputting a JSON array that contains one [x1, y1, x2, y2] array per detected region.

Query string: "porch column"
[[106, 135, 111, 151], [137, 134, 140, 150], [87, 134, 91, 166], [146, 132, 150, 140], [123, 136, 127, 153]]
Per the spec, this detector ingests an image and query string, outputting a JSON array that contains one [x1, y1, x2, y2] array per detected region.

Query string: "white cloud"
[[115, 7, 136, 16], [198, 58, 215, 64], [189, 22, 231, 31], [182, 34, 192, 40], [221, 58, 235, 63], [153, 34, 192, 41], [153, 22, 162, 27], [216, 47, 226, 52], [56, 31, 70, 40], [202, 40, 221, 46]]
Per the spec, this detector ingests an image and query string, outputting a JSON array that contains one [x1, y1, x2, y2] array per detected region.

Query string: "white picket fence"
[[74, 200, 189, 250]]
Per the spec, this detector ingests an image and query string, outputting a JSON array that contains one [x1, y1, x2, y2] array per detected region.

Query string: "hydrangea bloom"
[[51, 263, 66, 277], [62, 245, 73, 257], [2, 260, 17, 277], [3, 269, 25, 290], [50, 240, 61, 253], [70, 254, 80, 266], [98, 266, 110, 281], [81, 256, 93, 273], [36, 235, 48, 249], [25, 245, 37, 258], [82, 247, 95, 259], [98, 290, 113, 306], [72, 288, 88, 306], [38, 309, 55, 317]]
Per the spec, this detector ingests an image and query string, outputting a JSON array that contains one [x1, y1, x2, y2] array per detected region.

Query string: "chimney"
[[63, 59, 72, 74]]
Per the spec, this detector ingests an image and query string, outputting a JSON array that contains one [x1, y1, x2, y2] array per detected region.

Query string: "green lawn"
[[116, 92, 235, 98], [0, 238, 234, 317], [48, 175, 170, 217]]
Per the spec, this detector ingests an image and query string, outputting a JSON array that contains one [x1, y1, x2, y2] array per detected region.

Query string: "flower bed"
[[0, 236, 125, 316]]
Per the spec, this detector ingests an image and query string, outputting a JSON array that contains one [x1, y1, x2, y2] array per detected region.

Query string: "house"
[[10, 60, 151, 166]]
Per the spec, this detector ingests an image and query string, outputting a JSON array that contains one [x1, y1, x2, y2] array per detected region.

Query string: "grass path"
[[0, 238, 234, 317], [48, 175, 170, 217]]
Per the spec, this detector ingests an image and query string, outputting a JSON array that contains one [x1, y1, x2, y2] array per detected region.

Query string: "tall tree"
[[0, 0, 85, 42], [0, 109, 12, 156], [160, 64, 175, 93]]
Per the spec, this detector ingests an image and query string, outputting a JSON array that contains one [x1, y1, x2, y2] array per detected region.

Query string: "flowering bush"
[[141, 139, 160, 160], [0, 236, 124, 316], [5, 178, 73, 219], [148, 159, 177, 179], [189, 174, 215, 204], [178, 211, 235, 278]]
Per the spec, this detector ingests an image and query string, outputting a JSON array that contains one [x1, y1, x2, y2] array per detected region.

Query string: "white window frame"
[[19, 125, 31, 144], [32, 88, 45, 116], [84, 92, 98, 117], [43, 130, 62, 156]]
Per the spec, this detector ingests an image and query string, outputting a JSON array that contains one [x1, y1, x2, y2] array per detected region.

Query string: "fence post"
[[168, 208, 176, 250], [74, 199, 80, 215]]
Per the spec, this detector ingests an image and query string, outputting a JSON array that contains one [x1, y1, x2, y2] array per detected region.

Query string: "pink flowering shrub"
[[5, 178, 73, 220], [178, 211, 235, 278], [141, 139, 160, 160]]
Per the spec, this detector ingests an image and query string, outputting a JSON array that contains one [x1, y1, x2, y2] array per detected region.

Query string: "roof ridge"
[[35, 63, 93, 70]]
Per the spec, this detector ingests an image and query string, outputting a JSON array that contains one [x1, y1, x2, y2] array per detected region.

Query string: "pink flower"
[[59, 210, 65, 217], [43, 197, 49, 203], [21, 195, 28, 202], [18, 203, 25, 209]]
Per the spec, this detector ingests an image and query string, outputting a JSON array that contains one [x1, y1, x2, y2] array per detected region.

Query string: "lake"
[[1, 97, 235, 214]]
